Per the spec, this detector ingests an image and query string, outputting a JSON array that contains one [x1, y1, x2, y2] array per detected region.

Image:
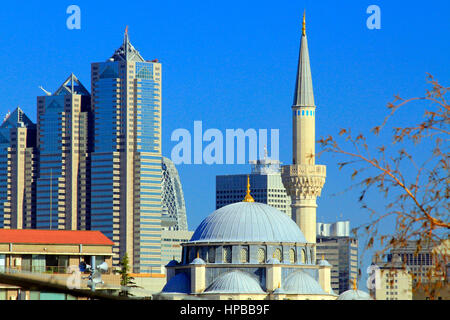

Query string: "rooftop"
[[0, 229, 114, 246]]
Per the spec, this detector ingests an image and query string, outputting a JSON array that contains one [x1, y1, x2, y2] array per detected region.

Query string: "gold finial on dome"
[[243, 175, 255, 202], [302, 10, 306, 36], [352, 278, 357, 291]]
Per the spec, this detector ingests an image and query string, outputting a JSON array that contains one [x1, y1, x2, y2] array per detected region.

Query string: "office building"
[[36, 74, 91, 231], [161, 157, 188, 231], [387, 239, 449, 299], [216, 157, 291, 218], [316, 221, 359, 294], [0, 108, 37, 229], [370, 254, 413, 300], [90, 28, 162, 272]]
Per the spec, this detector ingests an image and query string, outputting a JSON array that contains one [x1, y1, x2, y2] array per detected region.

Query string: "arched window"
[[240, 247, 249, 263], [273, 248, 282, 262], [302, 110, 305, 116], [208, 247, 216, 263], [257, 248, 266, 263], [222, 246, 232, 263], [301, 249, 306, 264], [289, 248, 296, 264]]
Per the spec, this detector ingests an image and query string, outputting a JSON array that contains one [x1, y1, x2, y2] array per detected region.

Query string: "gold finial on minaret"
[[243, 175, 255, 202], [302, 10, 306, 36]]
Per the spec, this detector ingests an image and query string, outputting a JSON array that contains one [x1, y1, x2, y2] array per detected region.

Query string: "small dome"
[[282, 270, 325, 295], [266, 258, 281, 264], [337, 289, 372, 300], [161, 273, 190, 294], [318, 259, 332, 267], [165, 259, 179, 267], [190, 257, 206, 265], [204, 270, 264, 294], [190, 202, 306, 243]]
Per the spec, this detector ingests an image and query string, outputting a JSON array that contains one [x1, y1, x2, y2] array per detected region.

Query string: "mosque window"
[[273, 248, 282, 262], [257, 248, 266, 263], [302, 110, 305, 116], [301, 249, 306, 264], [240, 247, 249, 263], [289, 249, 296, 264], [208, 247, 216, 263], [223, 246, 232, 263]]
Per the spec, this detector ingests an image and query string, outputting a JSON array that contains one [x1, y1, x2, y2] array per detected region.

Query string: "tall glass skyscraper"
[[90, 29, 162, 272], [0, 108, 37, 229], [161, 156, 188, 231], [36, 74, 91, 231]]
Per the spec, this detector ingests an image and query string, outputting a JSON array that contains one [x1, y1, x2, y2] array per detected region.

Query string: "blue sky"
[[0, 1, 448, 285]]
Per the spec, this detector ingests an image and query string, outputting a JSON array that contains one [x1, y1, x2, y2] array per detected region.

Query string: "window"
[[289, 249, 296, 264], [257, 248, 266, 263], [240, 247, 249, 263], [223, 246, 232, 263], [208, 247, 215, 263], [273, 248, 282, 262]]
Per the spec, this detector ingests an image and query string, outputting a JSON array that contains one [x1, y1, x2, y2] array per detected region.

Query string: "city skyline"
[[0, 0, 449, 291]]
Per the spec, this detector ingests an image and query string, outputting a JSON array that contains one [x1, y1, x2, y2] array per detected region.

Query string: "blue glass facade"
[[91, 51, 162, 271]]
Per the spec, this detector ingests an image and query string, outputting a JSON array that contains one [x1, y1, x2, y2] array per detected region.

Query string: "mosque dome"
[[190, 202, 306, 243], [337, 289, 373, 300], [204, 270, 264, 294], [161, 272, 190, 294], [282, 270, 326, 295]]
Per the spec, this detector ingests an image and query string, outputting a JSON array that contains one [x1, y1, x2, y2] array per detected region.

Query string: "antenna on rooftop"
[[38, 86, 52, 96]]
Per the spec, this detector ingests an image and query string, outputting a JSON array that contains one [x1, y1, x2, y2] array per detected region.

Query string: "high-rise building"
[[161, 157, 188, 231], [36, 74, 91, 231], [216, 158, 291, 217], [281, 13, 326, 262], [0, 108, 37, 229], [90, 29, 162, 272], [316, 221, 359, 294], [370, 254, 413, 300]]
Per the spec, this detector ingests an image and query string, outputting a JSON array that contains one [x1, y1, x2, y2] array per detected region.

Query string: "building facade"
[[0, 229, 120, 300], [0, 108, 37, 229], [161, 157, 188, 231], [161, 190, 336, 300], [370, 255, 412, 300], [216, 158, 291, 218], [36, 74, 91, 231], [316, 231, 359, 294], [90, 29, 162, 272]]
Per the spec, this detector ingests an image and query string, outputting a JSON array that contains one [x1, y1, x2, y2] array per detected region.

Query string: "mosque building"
[[159, 13, 371, 300]]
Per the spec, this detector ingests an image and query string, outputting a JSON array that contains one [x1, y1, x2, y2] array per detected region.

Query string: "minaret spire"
[[281, 13, 326, 257], [293, 11, 314, 108]]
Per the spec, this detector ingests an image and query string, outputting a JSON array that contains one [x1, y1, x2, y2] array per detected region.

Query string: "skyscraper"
[[161, 156, 188, 231], [281, 13, 326, 262], [316, 221, 359, 294], [216, 157, 291, 218], [36, 74, 91, 231], [90, 28, 162, 272], [0, 108, 37, 229]]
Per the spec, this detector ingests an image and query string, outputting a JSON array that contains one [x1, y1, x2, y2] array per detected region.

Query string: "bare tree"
[[318, 74, 449, 299]]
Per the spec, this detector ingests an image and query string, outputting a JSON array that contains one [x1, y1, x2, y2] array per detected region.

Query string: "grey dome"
[[190, 202, 306, 243], [282, 270, 326, 295], [337, 289, 373, 300], [204, 270, 264, 294], [161, 273, 190, 294]]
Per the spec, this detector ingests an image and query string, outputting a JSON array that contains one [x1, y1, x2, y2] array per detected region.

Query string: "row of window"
[[293, 109, 315, 117]]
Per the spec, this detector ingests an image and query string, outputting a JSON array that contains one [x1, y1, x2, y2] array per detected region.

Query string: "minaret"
[[281, 13, 326, 261]]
